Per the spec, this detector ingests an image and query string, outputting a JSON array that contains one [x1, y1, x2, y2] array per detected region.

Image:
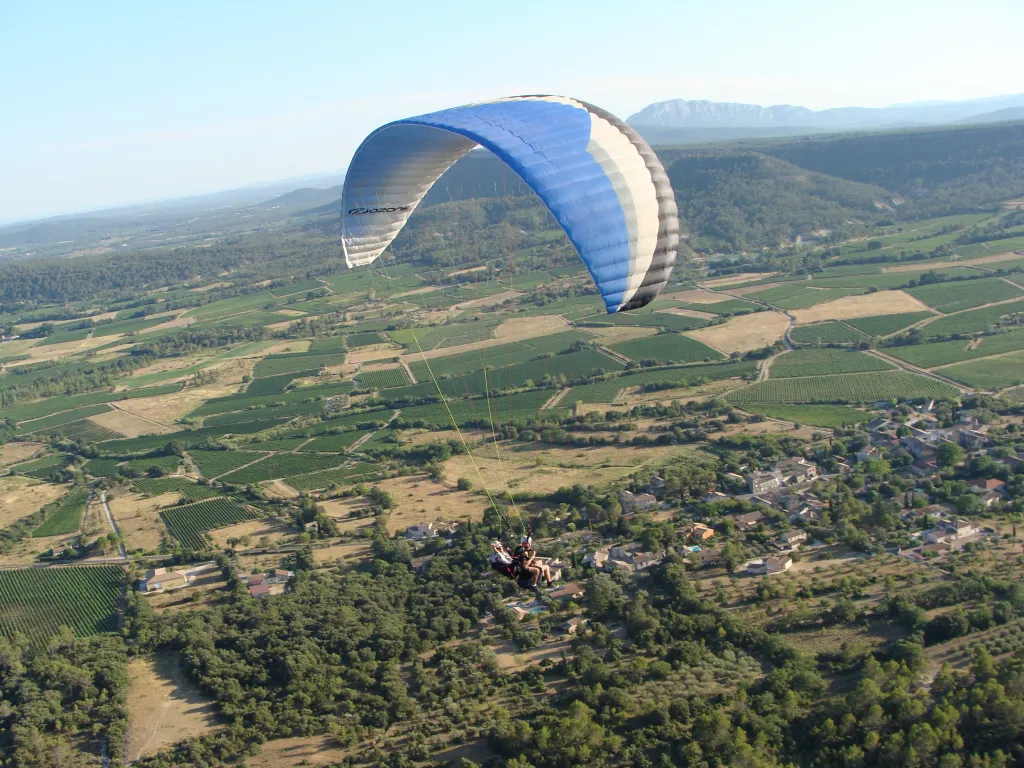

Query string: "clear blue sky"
[[2, 0, 1021, 223]]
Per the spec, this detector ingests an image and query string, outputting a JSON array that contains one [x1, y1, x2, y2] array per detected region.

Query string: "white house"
[[747, 556, 793, 575], [619, 490, 657, 514]]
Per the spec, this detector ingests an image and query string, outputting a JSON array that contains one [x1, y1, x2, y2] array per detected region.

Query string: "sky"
[[2, 0, 1022, 223]]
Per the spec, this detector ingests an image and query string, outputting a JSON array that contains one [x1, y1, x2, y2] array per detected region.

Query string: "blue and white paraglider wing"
[[340, 96, 679, 313]]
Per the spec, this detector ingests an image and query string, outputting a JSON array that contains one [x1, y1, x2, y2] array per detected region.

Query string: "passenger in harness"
[[489, 541, 519, 580], [515, 535, 553, 589]]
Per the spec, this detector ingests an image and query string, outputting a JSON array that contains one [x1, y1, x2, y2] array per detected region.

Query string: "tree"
[[456, 477, 473, 491], [936, 442, 964, 468]]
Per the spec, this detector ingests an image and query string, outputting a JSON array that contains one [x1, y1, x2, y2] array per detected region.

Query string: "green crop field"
[[269, 278, 325, 295], [809, 267, 981, 291], [770, 349, 893, 378], [219, 452, 349, 484], [885, 329, 1024, 368], [942, 351, 1024, 390], [918, 300, 1024, 337], [389, 318, 501, 350], [347, 331, 388, 346], [19, 404, 113, 433], [161, 498, 258, 549], [203, 400, 324, 426], [243, 438, 309, 451], [31, 488, 89, 537], [676, 299, 757, 315], [737, 403, 871, 428], [252, 352, 347, 377], [84, 458, 122, 478], [18, 453, 74, 480], [120, 454, 182, 475], [245, 371, 317, 396], [789, 322, 868, 345], [284, 462, 385, 492], [845, 312, 936, 336], [0, 566, 124, 642], [132, 477, 222, 500], [568, 360, 757, 403], [599, 311, 710, 332], [612, 333, 722, 364], [34, 327, 93, 346], [281, 408, 392, 438], [99, 419, 287, 454], [907, 278, 1024, 313], [91, 316, 166, 337], [408, 331, 592, 381], [299, 432, 363, 452], [189, 380, 354, 417], [49, 419, 123, 442], [190, 449, 267, 478], [357, 367, 411, 390], [3, 385, 181, 424], [744, 283, 819, 303], [308, 335, 348, 353], [727, 370, 960, 404]]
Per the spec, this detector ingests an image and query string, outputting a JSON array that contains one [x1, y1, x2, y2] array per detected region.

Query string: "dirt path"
[[864, 349, 972, 392], [541, 389, 571, 410], [182, 451, 201, 477], [348, 409, 401, 453], [99, 490, 128, 558], [399, 358, 417, 384], [598, 345, 633, 365]]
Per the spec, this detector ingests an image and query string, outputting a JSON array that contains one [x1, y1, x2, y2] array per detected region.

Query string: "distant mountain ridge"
[[628, 93, 1024, 132]]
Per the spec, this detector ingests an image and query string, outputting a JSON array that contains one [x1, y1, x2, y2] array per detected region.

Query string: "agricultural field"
[[356, 367, 411, 389], [48, 418, 123, 442], [885, 329, 1024, 368], [189, 450, 267, 478], [790, 290, 930, 324], [160, 498, 258, 549], [99, 419, 288, 454], [611, 333, 722, 364], [407, 331, 592, 380], [84, 457, 123, 478], [685, 311, 790, 353], [218, 452, 350, 484], [906, 277, 1024, 313], [347, 331, 388, 346], [769, 349, 894, 378], [252, 351, 347, 378], [45, 485, 102, 543], [736, 403, 871, 428], [568, 360, 757, 404], [941, 351, 1024, 390], [14, 453, 73, 480], [917, 299, 1024, 337], [132, 477, 222, 500], [789, 321, 867, 345], [298, 432, 363, 452], [675, 299, 759, 315], [19, 404, 113, 434], [284, 462, 385, 492], [188, 379, 354, 417], [120, 454, 182, 475], [202, 400, 325, 426], [244, 371, 317, 396], [0, 565, 124, 641], [844, 311, 936, 336], [727, 370, 960, 404], [0, 477, 68, 528], [390, 318, 501, 350]]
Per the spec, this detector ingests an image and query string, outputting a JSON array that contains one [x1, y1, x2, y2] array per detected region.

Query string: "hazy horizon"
[[2, 0, 1022, 223]]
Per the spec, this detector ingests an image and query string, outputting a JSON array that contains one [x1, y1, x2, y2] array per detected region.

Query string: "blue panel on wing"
[[400, 99, 632, 313]]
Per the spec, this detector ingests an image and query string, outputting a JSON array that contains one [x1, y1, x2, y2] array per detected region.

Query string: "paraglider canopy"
[[340, 95, 679, 313]]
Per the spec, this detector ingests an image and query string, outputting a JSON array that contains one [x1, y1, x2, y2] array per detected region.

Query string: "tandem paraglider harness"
[[488, 540, 540, 592]]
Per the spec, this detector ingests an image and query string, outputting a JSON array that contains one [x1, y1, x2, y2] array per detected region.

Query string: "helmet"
[[520, 535, 532, 546]]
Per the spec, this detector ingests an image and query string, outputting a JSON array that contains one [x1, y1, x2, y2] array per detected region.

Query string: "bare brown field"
[[625, 377, 740, 404], [276, 308, 307, 317], [0, 477, 67, 528], [350, 474, 491, 535], [490, 632, 574, 671], [208, 518, 294, 548], [449, 265, 488, 277], [715, 419, 821, 441], [312, 541, 371, 566], [791, 290, 931, 323], [0, 441, 47, 467], [585, 325, 659, 345], [404, 315, 570, 364], [660, 307, 716, 320], [246, 735, 352, 768], [125, 653, 219, 762], [698, 273, 779, 288], [89, 408, 167, 438], [143, 314, 196, 334], [686, 311, 789, 353], [263, 479, 300, 499], [127, 355, 209, 378], [882, 250, 1024, 272], [254, 340, 312, 356], [0, 530, 79, 566], [107, 491, 177, 552], [317, 499, 376, 534], [18, 335, 115, 365], [114, 376, 246, 424]]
